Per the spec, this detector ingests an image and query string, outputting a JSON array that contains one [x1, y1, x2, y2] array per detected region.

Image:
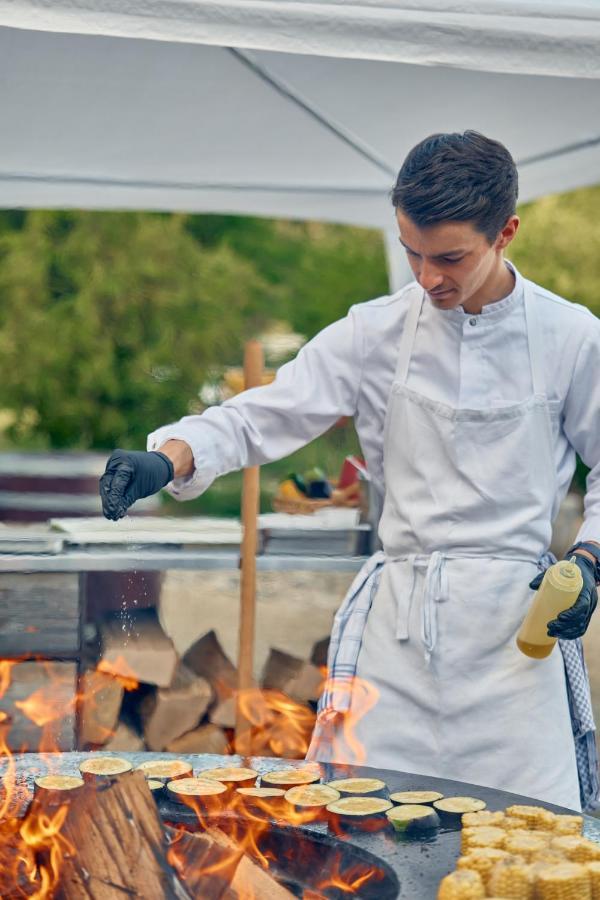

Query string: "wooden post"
[[235, 340, 264, 747]]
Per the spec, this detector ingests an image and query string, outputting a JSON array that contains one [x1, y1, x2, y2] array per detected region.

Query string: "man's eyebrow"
[[398, 238, 466, 259]]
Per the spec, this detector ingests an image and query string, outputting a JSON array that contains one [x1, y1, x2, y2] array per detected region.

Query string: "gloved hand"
[[529, 554, 598, 640], [100, 449, 174, 520]]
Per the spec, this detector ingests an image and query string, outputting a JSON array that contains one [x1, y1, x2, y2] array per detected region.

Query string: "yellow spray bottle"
[[517, 558, 583, 659]]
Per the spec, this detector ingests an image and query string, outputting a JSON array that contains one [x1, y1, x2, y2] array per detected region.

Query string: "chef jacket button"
[[469, 317, 477, 326]]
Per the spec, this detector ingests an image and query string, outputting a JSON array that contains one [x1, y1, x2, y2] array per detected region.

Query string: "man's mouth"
[[429, 288, 455, 300]]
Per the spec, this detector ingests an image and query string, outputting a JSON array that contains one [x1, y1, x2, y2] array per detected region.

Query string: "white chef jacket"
[[147, 262, 600, 544]]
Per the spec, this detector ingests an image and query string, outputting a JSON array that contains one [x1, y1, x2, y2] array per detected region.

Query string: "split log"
[[140, 664, 212, 750], [209, 696, 237, 729], [310, 636, 330, 669], [205, 827, 294, 900], [100, 609, 178, 688], [261, 648, 324, 703], [103, 719, 145, 752], [79, 669, 124, 746], [183, 629, 238, 703], [167, 828, 243, 900], [166, 723, 229, 755]]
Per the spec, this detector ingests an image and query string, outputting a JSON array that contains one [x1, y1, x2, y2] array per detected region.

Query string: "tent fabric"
[[1, 1, 600, 79], [0, 3, 599, 230]]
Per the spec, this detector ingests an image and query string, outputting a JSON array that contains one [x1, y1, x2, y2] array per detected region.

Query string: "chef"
[[100, 131, 600, 811]]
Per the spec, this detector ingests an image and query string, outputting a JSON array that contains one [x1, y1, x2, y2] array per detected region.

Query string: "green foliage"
[[510, 186, 600, 318], [0, 211, 269, 448]]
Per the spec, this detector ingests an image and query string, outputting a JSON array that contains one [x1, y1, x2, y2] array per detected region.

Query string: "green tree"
[[0, 211, 269, 449]]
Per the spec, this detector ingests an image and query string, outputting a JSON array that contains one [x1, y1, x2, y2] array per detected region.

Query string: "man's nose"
[[418, 261, 444, 292]]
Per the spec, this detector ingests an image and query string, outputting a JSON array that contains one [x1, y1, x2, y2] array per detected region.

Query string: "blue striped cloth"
[[319, 552, 599, 812]]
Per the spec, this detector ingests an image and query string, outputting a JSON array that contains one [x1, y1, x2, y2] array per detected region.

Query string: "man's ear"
[[496, 215, 520, 251]]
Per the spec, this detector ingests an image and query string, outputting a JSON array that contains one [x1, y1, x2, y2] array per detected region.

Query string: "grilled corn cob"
[[505, 804, 556, 830], [462, 810, 505, 828], [456, 848, 511, 886], [585, 861, 600, 899], [462, 825, 506, 852], [534, 862, 591, 899], [437, 869, 485, 899], [553, 815, 583, 836], [550, 836, 600, 863], [504, 832, 550, 861], [487, 858, 534, 899]]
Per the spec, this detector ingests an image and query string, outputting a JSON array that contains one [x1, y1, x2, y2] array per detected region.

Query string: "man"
[[101, 131, 600, 811]]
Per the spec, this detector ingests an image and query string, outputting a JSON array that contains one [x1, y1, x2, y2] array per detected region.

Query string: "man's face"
[[395, 211, 516, 310]]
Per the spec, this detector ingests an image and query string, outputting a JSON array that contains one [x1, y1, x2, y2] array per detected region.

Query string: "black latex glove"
[[99, 449, 174, 520], [529, 555, 598, 640]]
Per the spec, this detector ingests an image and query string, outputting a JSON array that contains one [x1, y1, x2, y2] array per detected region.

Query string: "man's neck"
[[462, 260, 515, 315]]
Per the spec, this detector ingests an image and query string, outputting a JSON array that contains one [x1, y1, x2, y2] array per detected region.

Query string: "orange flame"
[[96, 657, 140, 692]]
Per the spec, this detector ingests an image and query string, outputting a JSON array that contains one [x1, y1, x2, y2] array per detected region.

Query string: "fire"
[[312, 857, 384, 895], [233, 687, 316, 757], [96, 656, 140, 692]]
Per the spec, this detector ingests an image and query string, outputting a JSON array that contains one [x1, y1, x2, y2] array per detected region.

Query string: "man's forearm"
[[158, 440, 195, 478]]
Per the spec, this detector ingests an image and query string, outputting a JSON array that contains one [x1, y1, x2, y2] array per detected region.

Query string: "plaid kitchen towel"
[[319, 551, 599, 811]]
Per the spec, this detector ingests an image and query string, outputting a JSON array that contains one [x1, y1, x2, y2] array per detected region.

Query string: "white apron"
[[308, 279, 581, 810]]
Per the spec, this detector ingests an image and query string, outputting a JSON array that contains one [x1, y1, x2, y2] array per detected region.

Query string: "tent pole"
[[235, 339, 264, 749]]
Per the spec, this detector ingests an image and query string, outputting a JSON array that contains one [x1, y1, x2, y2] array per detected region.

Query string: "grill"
[[6, 750, 600, 898]]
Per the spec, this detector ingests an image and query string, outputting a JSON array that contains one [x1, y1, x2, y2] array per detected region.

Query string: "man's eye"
[[443, 257, 462, 264]]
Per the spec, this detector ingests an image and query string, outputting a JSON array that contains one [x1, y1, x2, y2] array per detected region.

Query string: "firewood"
[[205, 827, 295, 899], [261, 648, 324, 703], [79, 669, 124, 746], [182, 630, 239, 703], [140, 664, 212, 750], [310, 636, 330, 669], [209, 695, 237, 729], [100, 609, 178, 688], [28, 771, 186, 899], [166, 723, 229, 755], [103, 719, 145, 751], [166, 827, 243, 900]]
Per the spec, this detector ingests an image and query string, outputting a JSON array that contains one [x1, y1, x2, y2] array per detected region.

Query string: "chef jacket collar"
[[435, 259, 523, 325]]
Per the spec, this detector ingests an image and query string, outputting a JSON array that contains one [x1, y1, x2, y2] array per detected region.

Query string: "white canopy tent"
[[1, 1, 599, 287]]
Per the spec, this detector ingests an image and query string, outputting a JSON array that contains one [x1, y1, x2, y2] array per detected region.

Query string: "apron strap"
[[394, 285, 423, 385], [522, 279, 547, 397]]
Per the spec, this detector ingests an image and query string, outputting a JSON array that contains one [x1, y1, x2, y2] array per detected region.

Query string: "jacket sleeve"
[[147, 310, 363, 500], [562, 318, 600, 543]]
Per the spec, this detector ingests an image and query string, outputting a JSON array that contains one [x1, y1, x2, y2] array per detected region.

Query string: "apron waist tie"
[[394, 551, 449, 664], [392, 550, 551, 664]]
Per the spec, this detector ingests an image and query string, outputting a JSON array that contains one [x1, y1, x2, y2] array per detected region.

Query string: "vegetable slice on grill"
[[390, 790, 443, 805], [135, 759, 193, 783], [433, 797, 486, 821], [387, 804, 440, 834], [198, 766, 258, 789], [166, 777, 227, 807], [34, 775, 84, 794], [327, 777, 386, 797], [79, 757, 132, 780], [285, 784, 340, 809], [326, 796, 392, 830], [261, 767, 321, 788]]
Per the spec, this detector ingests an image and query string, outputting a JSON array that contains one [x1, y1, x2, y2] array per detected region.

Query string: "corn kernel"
[[487, 858, 534, 899], [535, 862, 591, 899]]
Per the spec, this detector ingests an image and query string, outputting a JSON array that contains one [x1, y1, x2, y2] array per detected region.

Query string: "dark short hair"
[[391, 131, 518, 242]]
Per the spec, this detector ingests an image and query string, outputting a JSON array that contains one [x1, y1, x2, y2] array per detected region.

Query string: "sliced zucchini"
[[433, 796, 486, 818], [147, 779, 165, 800], [135, 759, 192, 783], [79, 756, 132, 780], [326, 796, 392, 830], [261, 767, 321, 788], [327, 777, 386, 797], [285, 784, 340, 809], [198, 766, 257, 788], [389, 790, 443, 805], [166, 777, 227, 806], [236, 787, 285, 799], [386, 804, 440, 834]]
